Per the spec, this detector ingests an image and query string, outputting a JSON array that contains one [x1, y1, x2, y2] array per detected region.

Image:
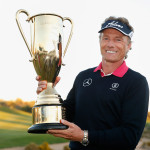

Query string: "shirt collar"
[[94, 61, 128, 77]]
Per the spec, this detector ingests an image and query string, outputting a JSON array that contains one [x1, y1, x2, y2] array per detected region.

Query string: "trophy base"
[[28, 123, 68, 134]]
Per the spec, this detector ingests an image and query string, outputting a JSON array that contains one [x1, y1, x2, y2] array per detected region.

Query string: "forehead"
[[101, 28, 125, 37]]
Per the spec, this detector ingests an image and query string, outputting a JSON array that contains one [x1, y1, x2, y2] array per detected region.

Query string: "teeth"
[[106, 51, 116, 54]]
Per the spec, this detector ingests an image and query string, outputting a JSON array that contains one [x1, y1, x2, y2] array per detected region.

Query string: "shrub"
[[141, 141, 150, 148], [64, 145, 70, 150], [25, 142, 53, 150], [25, 143, 39, 150], [38, 142, 52, 150]]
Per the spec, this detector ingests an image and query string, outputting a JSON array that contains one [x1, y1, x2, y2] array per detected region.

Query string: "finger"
[[36, 83, 47, 94], [36, 81, 47, 94], [36, 75, 41, 81], [48, 132, 72, 140], [36, 87, 43, 94], [60, 119, 74, 127], [38, 80, 47, 86], [47, 129, 66, 134], [53, 76, 61, 87], [55, 76, 61, 84]]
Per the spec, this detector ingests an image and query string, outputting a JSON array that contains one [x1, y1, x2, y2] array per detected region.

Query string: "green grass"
[[0, 129, 68, 148], [0, 106, 149, 148], [0, 106, 68, 149]]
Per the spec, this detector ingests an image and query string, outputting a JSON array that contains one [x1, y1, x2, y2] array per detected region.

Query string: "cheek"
[[100, 42, 106, 50], [100, 42, 103, 51], [100, 44, 106, 55], [124, 44, 130, 53], [118, 46, 129, 57]]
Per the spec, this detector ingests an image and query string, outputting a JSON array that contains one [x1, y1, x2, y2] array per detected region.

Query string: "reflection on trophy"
[[16, 9, 73, 133]]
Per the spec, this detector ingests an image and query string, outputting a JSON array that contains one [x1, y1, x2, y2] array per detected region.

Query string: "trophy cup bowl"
[[16, 9, 73, 133]]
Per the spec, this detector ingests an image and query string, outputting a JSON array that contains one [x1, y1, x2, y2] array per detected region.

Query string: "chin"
[[104, 57, 124, 63], [106, 60, 117, 63], [103, 58, 117, 63]]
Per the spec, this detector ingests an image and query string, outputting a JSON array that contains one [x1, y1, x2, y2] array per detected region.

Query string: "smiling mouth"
[[106, 50, 117, 54]]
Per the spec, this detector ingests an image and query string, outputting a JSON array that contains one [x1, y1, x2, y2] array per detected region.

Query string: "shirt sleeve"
[[88, 76, 149, 149]]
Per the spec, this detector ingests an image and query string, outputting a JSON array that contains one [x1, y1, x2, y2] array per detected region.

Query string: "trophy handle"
[[62, 17, 74, 57], [16, 9, 32, 58]]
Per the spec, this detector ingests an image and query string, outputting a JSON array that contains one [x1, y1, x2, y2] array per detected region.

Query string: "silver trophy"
[[16, 9, 73, 133]]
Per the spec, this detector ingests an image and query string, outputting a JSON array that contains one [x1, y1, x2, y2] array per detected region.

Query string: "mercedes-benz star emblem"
[[112, 83, 119, 89], [83, 78, 92, 87]]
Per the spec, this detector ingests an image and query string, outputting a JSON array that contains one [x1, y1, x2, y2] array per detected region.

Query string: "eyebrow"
[[115, 36, 123, 38]]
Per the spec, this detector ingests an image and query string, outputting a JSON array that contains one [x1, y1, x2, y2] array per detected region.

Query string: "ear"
[[127, 38, 132, 51], [128, 42, 132, 50]]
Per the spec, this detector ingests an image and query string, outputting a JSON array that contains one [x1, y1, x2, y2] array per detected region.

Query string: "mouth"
[[106, 50, 117, 54]]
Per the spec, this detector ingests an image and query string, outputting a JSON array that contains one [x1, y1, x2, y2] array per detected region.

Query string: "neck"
[[101, 59, 124, 75]]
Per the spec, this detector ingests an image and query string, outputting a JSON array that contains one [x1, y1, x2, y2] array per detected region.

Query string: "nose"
[[107, 40, 115, 48]]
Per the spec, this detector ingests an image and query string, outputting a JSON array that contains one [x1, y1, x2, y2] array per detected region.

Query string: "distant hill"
[[0, 106, 32, 131], [147, 112, 150, 123], [0, 98, 35, 113]]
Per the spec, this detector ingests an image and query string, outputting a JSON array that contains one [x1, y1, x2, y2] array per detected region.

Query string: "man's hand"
[[47, 119, 84, 142], [36, 75, 61, 94]]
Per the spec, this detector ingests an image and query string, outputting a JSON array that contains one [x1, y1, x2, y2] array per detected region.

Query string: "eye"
[[116, 38, 122, 42], [103, 37, 109, 40]]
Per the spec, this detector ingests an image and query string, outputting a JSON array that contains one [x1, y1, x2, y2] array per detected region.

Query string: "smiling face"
[[100, 28, 131, 63]]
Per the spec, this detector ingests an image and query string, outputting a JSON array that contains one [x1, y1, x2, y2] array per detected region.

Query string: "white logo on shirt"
[[83, 78, 92, 87], [110, 83, 119, 91]]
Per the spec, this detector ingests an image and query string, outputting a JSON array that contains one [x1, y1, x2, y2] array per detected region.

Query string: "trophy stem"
[[35, 83, 59, 105]]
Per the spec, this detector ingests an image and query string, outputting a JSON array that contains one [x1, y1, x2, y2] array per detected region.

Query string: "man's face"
[[100, 28, 131, 63]]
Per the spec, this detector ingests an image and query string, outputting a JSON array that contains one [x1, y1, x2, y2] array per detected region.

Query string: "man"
[[36, 16, 149, 150]]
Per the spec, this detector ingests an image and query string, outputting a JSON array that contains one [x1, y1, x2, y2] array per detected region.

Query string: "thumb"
[[36, 75, 41, 81], [53, 76, 61, 87], [60, 119, 73, 127]]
